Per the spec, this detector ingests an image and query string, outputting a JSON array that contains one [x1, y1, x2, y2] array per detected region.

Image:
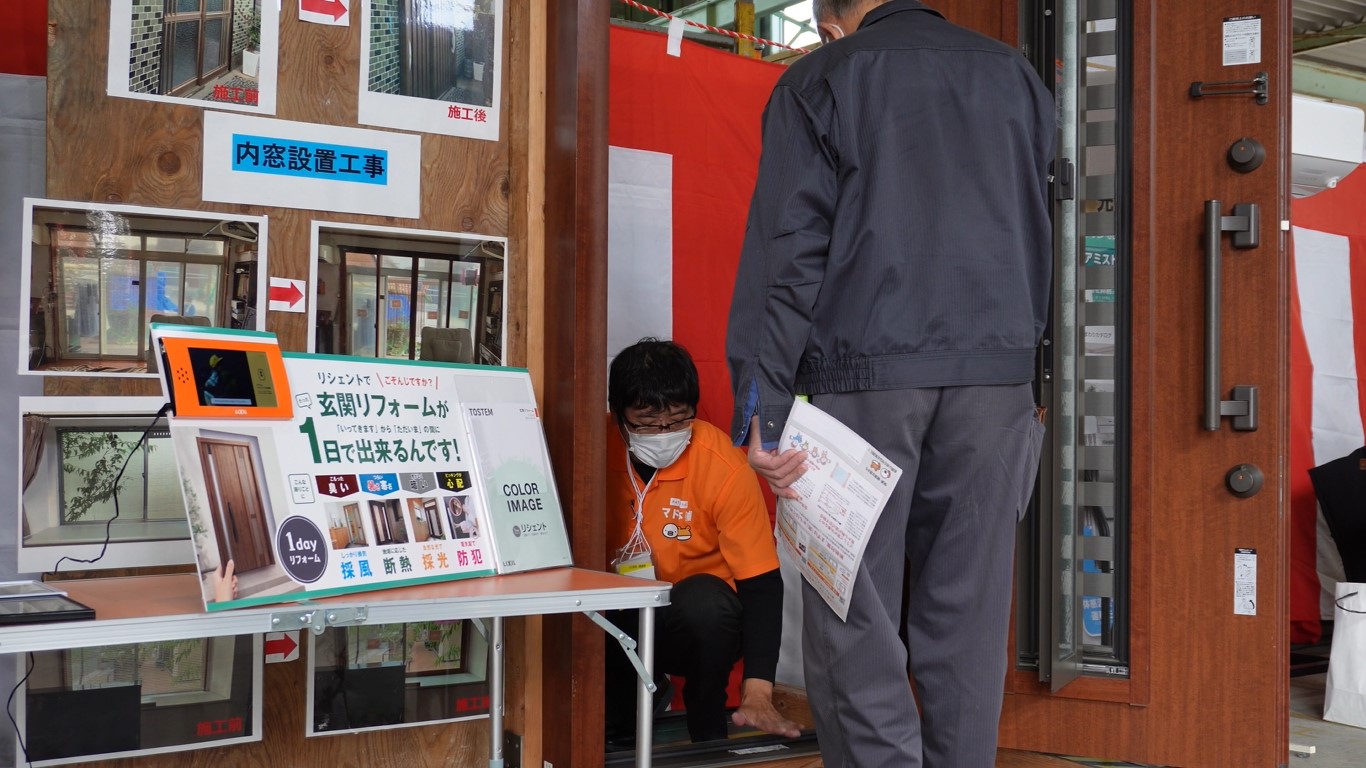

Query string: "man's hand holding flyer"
[[776, 398, 903, 620]]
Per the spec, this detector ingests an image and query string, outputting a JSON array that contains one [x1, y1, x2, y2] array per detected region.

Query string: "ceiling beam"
[[1294, 22, 1366, 54]]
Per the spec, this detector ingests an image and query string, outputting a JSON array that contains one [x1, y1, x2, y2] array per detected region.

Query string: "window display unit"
[[308, 618, 491, 736], [19, 198, 268, 378], [17, 634, 262, 766], [308, 221, 506, 365], [18, 396, 196, 574]]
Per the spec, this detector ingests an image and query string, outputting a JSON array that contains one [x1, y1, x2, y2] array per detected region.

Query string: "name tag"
[[615, 552, 656, 580]]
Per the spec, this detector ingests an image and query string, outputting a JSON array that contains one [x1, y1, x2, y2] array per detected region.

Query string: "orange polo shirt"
[[606, 417, 779, 587]]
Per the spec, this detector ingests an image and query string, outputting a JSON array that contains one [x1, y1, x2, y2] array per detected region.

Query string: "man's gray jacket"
[[727, 0, 1055, 446]]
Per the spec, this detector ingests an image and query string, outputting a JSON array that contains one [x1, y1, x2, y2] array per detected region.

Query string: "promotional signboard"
[[154, 328, 571, 611]]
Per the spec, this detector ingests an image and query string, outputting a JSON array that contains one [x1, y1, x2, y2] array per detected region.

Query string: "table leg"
[[635, 605, 655, 768], [489, 615, 505, 768]]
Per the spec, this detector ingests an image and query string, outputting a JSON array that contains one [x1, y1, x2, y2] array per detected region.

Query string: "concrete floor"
[[616, 675, 1366, 767], [1289, 672, 1366, 768]]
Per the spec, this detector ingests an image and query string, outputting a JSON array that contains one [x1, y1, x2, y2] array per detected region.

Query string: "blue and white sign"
[[204, 112, 421, 218]]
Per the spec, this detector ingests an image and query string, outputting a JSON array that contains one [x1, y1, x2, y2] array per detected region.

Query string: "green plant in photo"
[[246, 7, 261, 51], [60, 430, 153, 522]]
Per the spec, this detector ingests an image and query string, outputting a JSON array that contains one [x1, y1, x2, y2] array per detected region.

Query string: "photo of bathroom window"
[[107, 0, 279, 113], [358, 0, 504, 140]]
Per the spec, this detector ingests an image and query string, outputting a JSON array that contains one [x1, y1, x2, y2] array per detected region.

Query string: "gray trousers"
[[803, 384, 1044, 768]]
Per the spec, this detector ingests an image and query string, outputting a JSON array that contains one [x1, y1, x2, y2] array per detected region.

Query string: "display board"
[[158, 328, 571, 611]]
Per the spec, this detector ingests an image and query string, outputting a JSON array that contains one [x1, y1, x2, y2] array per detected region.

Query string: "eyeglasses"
[[623, 414, 696, 435]]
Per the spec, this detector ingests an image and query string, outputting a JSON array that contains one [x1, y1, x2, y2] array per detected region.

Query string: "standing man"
[[726, 2, 1054, 767]]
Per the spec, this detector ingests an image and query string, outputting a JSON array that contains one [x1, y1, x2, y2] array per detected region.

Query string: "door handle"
[[227, 501, 241, 540], [1203, 200, 1259, 432]]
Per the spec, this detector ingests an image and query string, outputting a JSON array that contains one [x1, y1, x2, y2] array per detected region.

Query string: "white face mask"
[[628, 427, 693, 469]]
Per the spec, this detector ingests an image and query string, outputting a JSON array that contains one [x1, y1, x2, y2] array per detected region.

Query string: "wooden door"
[[933, 0, 1290, 765], [198, 438, 274, 573], [371, 500, 392, 544], [345, 503, 366, 546], [398, 0, 465, 101]]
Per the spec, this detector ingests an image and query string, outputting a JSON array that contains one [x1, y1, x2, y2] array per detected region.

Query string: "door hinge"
[[269, 606, 368, 635], [1051, 158, 1075, 201]]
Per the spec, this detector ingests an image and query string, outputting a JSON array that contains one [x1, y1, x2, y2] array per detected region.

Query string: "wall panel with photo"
[[18, 634, 262, 766], [19, 199, 269, 379], [18, 396, 195, 574], [359, 0, 504, 141], [309, 222, 506, 365], [106, 0, 280, 113], [307, 618, 491, 736]]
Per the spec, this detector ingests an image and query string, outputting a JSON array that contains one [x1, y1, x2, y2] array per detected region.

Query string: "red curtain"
[[0, 0, 47, 77]]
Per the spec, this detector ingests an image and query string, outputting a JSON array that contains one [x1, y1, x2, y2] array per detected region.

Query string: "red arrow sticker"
[[264, 631, 300, 663], [300, 0, 349, 23], [267, 277, 307, 312], [268, 282, 304, 305]]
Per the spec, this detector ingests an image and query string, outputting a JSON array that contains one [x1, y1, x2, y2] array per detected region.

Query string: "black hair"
[[608, 338, 700, 422]]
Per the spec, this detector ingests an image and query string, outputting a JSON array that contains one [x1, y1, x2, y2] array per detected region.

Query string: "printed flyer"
[[162, 333, 570, 611], [776, 398, 903, 621]]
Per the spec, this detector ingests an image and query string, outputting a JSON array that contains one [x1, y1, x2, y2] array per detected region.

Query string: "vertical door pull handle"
[[1203, 200, 1259, 431], [227, 501, 241, 540]]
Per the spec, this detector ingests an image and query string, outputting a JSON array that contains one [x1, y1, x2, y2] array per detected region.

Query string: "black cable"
[[6, 652, 35, 768], [48, 403, 173, 578]]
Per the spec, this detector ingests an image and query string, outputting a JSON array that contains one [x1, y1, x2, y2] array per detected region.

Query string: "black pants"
[[604, 573, 742, 742]]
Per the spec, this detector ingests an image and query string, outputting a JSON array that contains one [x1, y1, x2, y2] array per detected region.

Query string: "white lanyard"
[[621, 450, 653, 557]]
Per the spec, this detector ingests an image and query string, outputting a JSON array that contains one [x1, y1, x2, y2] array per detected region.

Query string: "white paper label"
[[1234, 547, 1257, 615], [1223, 16, 1261, 66]]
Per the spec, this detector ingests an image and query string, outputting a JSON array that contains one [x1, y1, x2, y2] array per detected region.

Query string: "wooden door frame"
[[540, 0, 609, 765]]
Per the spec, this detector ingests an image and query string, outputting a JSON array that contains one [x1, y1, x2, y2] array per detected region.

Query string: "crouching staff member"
[[604, 338, 800, 744]]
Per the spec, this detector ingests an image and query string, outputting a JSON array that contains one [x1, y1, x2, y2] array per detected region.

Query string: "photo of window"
[[19, 199, 268, 378], [106, 0, 279, 113], [358, 0, 504, 140], [20, 635, 262, 764], [308, 222, 506, 365], [18, 396, 195, 574], [308, 620, 489, 736]]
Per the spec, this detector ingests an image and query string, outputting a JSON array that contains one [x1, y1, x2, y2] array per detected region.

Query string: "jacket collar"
[[860, 0, 945, 31]]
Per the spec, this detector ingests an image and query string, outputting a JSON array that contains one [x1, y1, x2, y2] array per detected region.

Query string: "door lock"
[[1227, 138, 1265, 173], [1225, 464, 1264, 499]]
